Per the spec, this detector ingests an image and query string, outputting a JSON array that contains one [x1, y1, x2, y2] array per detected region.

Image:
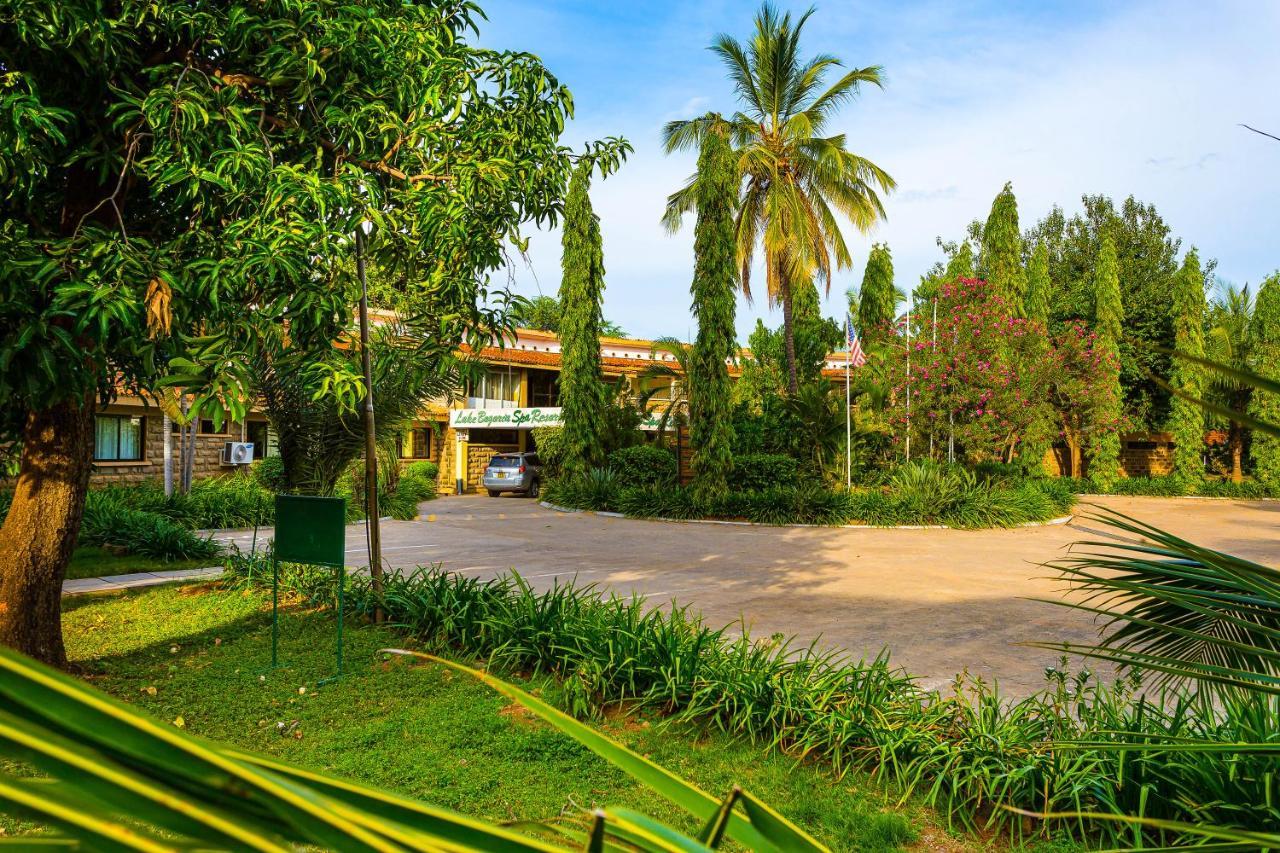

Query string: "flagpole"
[[845, 315, 852, 489]]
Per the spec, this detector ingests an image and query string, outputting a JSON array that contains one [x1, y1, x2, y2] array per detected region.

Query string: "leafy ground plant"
[[49, 584, 924, 850], [224, 551, 1267, 847]]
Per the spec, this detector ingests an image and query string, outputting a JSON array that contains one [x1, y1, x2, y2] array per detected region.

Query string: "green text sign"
[[274, 495, 346, 567]]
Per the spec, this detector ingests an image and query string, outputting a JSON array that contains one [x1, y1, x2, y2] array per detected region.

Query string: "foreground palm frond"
[[1031, 507, 1280, 697], [0, 643, 827, 851]]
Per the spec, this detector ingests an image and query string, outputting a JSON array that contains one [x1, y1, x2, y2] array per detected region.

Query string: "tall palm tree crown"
[[662, 3, 896, 393]]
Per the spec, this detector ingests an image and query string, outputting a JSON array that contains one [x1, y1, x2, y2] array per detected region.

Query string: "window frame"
[[94, 414, 146, 462]]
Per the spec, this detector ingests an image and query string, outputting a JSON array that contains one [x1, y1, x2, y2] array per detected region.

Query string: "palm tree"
[[662, 3, 895, 394], [636, 337, 693, 438], [1205, 282, 1255, 482]]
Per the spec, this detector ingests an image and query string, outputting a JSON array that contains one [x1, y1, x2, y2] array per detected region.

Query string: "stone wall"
[[465, 442, 519, 493], [1042, 432, 1176, 479], [89, 406, 266, 487]]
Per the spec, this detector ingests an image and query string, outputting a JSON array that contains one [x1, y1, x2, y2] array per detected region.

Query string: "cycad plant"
[[662, 2, 895, 394], [0, 643, 827, 851]]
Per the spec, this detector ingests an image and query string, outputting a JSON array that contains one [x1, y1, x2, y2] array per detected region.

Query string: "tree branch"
[[1241, 123, 1280, 144]]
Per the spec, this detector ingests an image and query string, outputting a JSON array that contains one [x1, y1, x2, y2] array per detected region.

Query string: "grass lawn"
[[65, 547, 216, 580], [61, 582, 1080, 851]]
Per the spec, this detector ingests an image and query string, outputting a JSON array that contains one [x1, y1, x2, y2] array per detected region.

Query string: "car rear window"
[[488, 455, 519, 468]]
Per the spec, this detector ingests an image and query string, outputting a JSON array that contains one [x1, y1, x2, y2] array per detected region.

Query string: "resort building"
[[78, 326, 852, 495]]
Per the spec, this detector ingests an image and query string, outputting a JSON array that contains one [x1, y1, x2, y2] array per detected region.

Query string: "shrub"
[[726, 453, 799, 492], [80, 490, 221, 561], [1197, 479, 1274, 499], [252, 455, 288, 492], [530, 426, 566, 477], [180, 475, 275, 528], [543, 468, 621, 512], [607, 444, 676, 487], [403, 460, 439, 484], [381, 466, 438, 520]]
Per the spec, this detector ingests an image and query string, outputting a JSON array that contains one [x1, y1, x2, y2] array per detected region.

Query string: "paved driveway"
[[217, 494, 1280, 696]]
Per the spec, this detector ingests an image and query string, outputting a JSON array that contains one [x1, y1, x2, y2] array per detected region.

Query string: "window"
[[246, 422, 273, 459], [466, 369, 520, 408], [399, 427, 432, 460], [527, 370, 559, 407], [94, 415, 145, 462]]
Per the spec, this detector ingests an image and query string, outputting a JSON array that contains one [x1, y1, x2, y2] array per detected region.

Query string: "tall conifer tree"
[[687, 123, 738, 496], [1024, 242, 1051, 326], [558, 163, 609, 476], [946, 242, 975, 282], [1088, 235, 1125, 488], [1249, 272, 1280, 489], [1167, 249, 1207, 487], [978, 182, 1027, 315], [857, 244, 895, 344], [1016, 241, 1055, 472]]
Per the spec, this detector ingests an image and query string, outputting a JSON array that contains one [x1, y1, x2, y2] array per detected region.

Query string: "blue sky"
[[478, 1, 1280, 343]]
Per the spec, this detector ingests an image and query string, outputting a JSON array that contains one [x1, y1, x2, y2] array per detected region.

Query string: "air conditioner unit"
[[222, 441, 255, 465]]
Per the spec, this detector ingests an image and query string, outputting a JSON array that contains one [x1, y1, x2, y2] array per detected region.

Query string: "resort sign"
[[450, 407, 664, 430]]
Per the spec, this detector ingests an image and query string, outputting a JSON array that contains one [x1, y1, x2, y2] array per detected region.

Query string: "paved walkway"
[[195, 493, 1280, 697], [63, 566, 224, 596]]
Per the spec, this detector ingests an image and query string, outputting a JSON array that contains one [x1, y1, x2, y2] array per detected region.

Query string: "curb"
[[540, 502, 1075, 531], [1076, 493, 1278, 502]]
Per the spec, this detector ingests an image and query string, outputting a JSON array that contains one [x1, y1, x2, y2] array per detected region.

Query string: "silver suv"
[[482, 452, 543, 498]]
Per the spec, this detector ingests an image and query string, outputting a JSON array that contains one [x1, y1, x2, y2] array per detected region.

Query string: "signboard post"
[[270, 494, 347, 683]]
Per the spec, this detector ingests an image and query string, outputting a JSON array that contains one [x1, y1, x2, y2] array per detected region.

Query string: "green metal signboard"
[[274, 495, 346, 567], [268, 494, 348, 682]]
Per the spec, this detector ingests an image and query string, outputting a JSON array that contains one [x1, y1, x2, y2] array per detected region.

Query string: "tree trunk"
[[1064, 430, 1083, 479], [0, 395, 94, 666], [1230, 424, 1244, 484], [781, 288, 799, 395]]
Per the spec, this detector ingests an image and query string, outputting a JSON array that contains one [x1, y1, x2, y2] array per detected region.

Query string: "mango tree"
[[0, 0, 614, 664]]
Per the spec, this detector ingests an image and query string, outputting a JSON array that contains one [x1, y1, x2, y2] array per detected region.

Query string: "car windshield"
[[488, 455, 520, 469]]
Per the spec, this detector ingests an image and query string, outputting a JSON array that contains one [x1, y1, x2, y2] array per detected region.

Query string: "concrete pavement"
[[207, 493, 1280, 696]]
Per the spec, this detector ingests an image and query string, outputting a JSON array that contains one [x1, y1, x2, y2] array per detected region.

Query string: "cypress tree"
[[1249, 272, 1280, 489], [946, 242, 975, 282], [1088, 235, 1125, 489], [1167, 249, 1207, 487], [857, 243, 895, 343], [687, 124, 738, 497], [978, 182, 1027, 315], [1024, 241, 1051, 326], [558, 162, 610, 476], [1014, 242, 1056, 473]]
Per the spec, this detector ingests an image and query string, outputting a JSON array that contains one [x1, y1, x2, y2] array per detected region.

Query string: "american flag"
[[846, 316, 867, 368]]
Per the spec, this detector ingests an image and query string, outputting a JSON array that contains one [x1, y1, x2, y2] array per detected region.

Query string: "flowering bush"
[[883, 278, 1119, 467]]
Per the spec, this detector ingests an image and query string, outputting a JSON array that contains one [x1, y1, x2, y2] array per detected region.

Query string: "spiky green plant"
[[684, 119, 738, 497], [662, 3, 895, 393], [977, 182, 1027, 315], [558, 163, 610, 477], [1167, 249, 1207, 487], [1088, 236, 1125, 489]]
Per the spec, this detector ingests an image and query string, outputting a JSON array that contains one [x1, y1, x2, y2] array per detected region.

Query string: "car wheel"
[[528, 479, 540, 499], [487, 489, 501, 498]]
